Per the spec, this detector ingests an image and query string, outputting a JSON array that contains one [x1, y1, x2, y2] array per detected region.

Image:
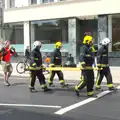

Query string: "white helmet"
[[101, 38, 111, 46], [33, 41, 41, 48]]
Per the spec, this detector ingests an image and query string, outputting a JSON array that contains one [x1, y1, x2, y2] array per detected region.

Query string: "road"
[[0, 75, 119, 120]]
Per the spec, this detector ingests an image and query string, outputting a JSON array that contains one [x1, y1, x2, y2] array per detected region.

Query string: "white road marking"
[[0, 77, 26, 80], [55, 98, 96, 115], [54, 85, 120, 115], [0, 103, 61, 108]]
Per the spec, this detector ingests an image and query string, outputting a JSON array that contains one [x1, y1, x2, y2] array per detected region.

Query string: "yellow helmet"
[[83, 35, 93, 44], [55, 42, 62, 48]]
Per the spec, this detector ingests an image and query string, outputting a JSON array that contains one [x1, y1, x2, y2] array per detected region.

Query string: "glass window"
[[42, 0, 54, 3], [80, 19, 98, 44], [112, 14, 120, 51], [4, 23, 24, 44], [31, 19, 68, 44], [31, 0, 37, 4]]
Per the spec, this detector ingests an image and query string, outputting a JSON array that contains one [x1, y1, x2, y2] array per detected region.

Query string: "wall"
[[15, 0, 29, 7], [4, 0, 120, 23]]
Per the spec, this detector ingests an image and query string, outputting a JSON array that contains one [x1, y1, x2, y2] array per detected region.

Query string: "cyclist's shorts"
[[1, 61, 13, 73]]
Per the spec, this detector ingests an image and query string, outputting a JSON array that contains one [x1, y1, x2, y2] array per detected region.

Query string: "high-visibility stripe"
[[107, 84, 113, 88], [101, 64, 109, 67], [77, 81, 84, 88], [34, 58, 41, 60], [96, 71, 101, 88], [29, 67, 42, 70], [32, 63, 36, 66], [87, 91, 94, 96], [97, 64, 109, 67], [85, 54, 91, 57], [60, 80, 65, 84], [102, 54, 107, 56], [41, 84, 47, 88], [48, 70, 53, 84], [81, 62, 85, 65]]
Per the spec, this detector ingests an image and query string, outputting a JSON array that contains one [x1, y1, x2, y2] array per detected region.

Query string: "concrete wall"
[[4, 0, 120, 23]]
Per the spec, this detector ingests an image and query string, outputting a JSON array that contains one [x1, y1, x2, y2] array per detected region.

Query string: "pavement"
[[0, 56, 120, 119]]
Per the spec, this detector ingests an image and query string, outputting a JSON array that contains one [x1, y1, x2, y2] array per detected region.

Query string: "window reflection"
[[31, 19, 68, 44], [4, 23, 24, 44], [112, 14, 120, 51], [31, 0, 37, 4], [42, 0, 54, 3]]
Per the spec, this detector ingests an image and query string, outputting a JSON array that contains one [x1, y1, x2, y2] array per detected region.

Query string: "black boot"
[[44, 87, 52, 92], [30, 88, 36, 92], [74, 87, 79, 97], [109, 86, 117, 91], [49, 83, 55, 87], [95, 86, 102, 91], [61, 83, 69, 88]]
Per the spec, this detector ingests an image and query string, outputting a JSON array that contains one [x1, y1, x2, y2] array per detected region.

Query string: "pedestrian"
[[25, 46, 30, 60], [1, 40, 15, 86]]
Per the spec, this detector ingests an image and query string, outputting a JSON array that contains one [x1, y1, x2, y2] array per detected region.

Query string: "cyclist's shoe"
[[4, 81, 10, 86]]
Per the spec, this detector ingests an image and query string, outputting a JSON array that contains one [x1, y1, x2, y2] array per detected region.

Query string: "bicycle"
[[16, 57, 50, 74], [16, 57, 30, 74]]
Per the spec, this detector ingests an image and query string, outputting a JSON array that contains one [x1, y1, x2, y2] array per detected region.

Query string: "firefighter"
[[95, 38, 116, 91], [29, 41, 51, 92], [75, 36, 95, 97], [48, 41, 68, 87], [1, 40, 16, 86], [79, 36, 96, 88]]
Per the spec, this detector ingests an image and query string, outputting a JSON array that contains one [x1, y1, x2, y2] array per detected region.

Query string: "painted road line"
[[55, 97, 96, 115], [54, 85, 120, 115], [0, 103, 61, 108]]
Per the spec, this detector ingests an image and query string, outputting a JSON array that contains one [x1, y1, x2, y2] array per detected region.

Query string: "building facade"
[[3, 0, 120, 65]]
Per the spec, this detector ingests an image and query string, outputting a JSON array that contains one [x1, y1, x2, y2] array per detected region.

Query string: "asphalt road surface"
[[0, 75, 119, 120]]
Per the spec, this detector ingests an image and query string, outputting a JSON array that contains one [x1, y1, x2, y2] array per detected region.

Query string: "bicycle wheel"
[[16, 61, 26, 74]]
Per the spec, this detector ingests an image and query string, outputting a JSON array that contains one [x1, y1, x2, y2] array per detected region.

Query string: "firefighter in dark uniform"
[[95, 38, 116, 90], [48, 42, 68, 87], [29, 41, 51, 92], [79, 36, 97, 81], [75, 36, 94, 97]]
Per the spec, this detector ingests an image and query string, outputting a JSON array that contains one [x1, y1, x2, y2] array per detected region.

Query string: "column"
[[108, 15, 112, 52], [76, 18, 81, 64], [68, 18, 77, 63], [31, 24, 35, 47], [28, 0, 31, 5], [24, 21, 30, 54], [5, 0, 10, 9], [98, 15, 108, 48]]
